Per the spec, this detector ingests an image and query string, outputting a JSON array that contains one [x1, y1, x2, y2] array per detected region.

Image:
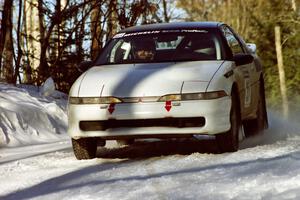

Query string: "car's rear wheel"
[[243, 79, 268, 137], [72, 138, 97, 160], [216, 91, 240, 152]]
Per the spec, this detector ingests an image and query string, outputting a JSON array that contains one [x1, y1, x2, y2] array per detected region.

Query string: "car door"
[[221, 25, 257, 118]]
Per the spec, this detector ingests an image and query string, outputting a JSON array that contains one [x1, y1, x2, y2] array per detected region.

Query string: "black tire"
[[72, 138, 97, 160], [216, 91, 240, 152], [243, 79, 268, 137]]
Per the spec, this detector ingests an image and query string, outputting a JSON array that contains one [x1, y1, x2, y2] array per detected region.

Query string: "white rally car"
[[68, 22, 268, 159]]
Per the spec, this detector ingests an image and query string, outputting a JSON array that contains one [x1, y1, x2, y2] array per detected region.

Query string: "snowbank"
[[0, 83, 68, 147]]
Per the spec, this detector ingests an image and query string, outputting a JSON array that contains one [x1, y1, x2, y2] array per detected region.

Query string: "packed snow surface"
[[0, 82, 67, 147], [1, 83, 300, 200]]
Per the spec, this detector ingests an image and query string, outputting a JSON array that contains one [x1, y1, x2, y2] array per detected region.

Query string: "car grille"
[[79, 117, 205, 131]]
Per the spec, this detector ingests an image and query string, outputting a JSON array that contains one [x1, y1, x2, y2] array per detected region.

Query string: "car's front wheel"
[[72, 138, 97, 160], [216, 91, 240, 152]]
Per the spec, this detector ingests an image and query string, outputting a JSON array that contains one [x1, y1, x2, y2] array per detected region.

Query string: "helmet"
[[132, 37, 156, 52], [131, 37, 156, 60]]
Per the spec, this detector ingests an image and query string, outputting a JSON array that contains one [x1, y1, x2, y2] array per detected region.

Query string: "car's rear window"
[[96, 29, 223, 65]]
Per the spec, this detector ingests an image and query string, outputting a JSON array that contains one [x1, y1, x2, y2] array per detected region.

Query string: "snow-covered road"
[[1, 83, 300, 200], [2, 114, 300, 200]]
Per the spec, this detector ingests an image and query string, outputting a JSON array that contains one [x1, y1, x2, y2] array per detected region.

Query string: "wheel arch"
[[231, 82, 242, 122], [259, 74, 269, 129]]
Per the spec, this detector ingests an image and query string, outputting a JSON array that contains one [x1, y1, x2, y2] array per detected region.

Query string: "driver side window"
[[108, 40, 132, 63], [222, 26, 244, 55]]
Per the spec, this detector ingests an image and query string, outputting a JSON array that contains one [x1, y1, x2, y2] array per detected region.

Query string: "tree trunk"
[[90, 0, 103, 60], [37, 0, 50, 84], [162, 0, 170, 22], [107, 0, 117, 40], [291, 0, 296, 11], [25, 0, 41, 83], [0, 0, 14, 83], [13, 0, 23, 84], [74, 10, 85, 63], [22, 1, 32, 83], [51, 0, 67, 64], [275, 25, 289, 118]]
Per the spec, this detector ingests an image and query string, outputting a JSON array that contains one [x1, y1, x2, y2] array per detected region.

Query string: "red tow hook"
[[165, 101, 172, 112]]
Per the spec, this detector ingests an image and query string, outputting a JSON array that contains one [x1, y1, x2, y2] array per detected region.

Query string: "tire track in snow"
[[144, 159, 168, 200]]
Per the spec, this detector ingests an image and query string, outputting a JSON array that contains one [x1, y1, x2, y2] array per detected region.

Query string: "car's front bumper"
[[68, 96, 231, 139]]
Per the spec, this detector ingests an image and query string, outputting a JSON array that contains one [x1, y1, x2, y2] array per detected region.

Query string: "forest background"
[[0, 0, 299, 117]]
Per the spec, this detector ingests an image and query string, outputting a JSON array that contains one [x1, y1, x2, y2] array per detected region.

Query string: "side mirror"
[[77, 60, 94, 72], [233, 54, 254, 66], [246, 43, 257, 54]]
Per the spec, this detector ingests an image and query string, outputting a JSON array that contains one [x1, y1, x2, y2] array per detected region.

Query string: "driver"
[[132, 38, 156, 61]]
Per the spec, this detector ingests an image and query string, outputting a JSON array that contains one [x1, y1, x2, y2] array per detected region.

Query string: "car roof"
[[119, 22, 224, 33]]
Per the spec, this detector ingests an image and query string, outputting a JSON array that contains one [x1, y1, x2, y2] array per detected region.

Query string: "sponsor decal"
[[113, 33, 126, 39], [112, 29, 209, 39]]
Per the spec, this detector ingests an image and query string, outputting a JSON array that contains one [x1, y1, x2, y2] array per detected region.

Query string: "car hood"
[[76, 61, 224, 97]]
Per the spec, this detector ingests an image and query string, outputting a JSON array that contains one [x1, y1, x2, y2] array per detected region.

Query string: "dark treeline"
[[0, 0, 299, 114]]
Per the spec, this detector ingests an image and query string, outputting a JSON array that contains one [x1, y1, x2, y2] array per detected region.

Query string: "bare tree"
[[22, 0, 41, 83], [90, 0, 104, 60], [107, 0, 118, 39], [37, 0, 49, 84], [0, 1, 178, 90], [14, 0, 24, 84], [162, 0, 170, 22], [0, 0, 14, 83], [275, 26, 289, 118]]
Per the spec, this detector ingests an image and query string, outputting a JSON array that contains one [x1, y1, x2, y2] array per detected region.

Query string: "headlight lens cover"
[[69, 96, 122, 104], [70, 91, 227, 104], [158, 91, 227, 102], [157, 94, 181, 102]]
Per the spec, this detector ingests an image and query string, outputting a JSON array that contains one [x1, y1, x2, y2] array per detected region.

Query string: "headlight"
[[158, 91, 227, 102], [69, 97, 122, 104], [157, 94, 181, 101]]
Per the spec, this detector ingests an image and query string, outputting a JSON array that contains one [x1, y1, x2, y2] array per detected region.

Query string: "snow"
[[0, 83, 68, 147], [1, 83, 300, 200]]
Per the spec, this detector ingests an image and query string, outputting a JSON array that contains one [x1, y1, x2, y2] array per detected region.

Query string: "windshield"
[[96, 29, 223, 65]]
